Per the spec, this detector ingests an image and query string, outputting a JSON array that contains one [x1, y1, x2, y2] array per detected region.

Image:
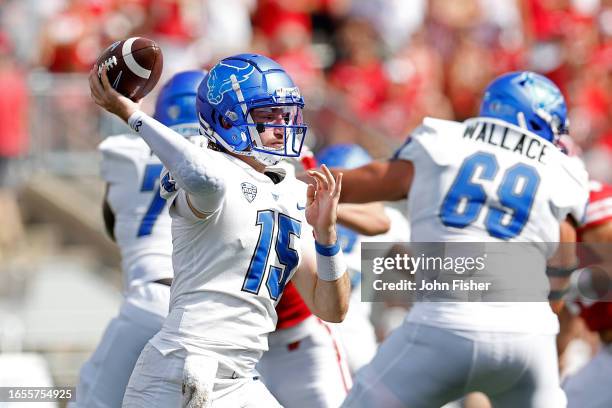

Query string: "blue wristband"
[[315, 240, 341, 256]]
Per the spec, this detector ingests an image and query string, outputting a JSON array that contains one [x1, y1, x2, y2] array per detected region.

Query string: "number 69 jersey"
[[150, 147, 313, 376], [394, 117, 589, 334], [396, 117, 588, 250], [99, 134, 173, 289]]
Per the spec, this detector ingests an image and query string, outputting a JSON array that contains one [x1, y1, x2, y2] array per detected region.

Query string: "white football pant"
[[563, 343, 612, 408], [73, 282, 170, 408], [122, 343, 281, 407], [258, 317, 352, 407], [341, 321, 566, 408]]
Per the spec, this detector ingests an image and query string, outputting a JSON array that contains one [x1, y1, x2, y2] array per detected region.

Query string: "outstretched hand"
[[305, 164, 343, 245], [89, 65, 142, 122]]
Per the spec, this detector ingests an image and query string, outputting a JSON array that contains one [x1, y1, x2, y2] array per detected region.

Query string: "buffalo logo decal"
[[207, 61, 256, 105]]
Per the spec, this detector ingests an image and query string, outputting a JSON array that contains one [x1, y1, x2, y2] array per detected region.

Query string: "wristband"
[[546, 261, 579, 278], [127, 110, 145, 132], [315, 240, 341, 256], [315, 240, 347, 281], [548, 287, 569, 301]]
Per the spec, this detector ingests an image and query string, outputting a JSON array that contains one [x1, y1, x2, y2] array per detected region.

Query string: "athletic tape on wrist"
[[127, 110, 145, 132], [315, 241, 347, 281], [546, 261, 580, 278], [548, 287, 569, 301]]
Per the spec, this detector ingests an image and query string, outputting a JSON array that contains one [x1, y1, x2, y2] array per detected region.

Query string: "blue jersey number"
[[440, 152, 540, 239], [137, 164, 166, 237], [243, 210, 302, 300]]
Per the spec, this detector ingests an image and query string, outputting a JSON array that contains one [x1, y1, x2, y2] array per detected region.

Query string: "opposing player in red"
[[562, 180, 612, 408]]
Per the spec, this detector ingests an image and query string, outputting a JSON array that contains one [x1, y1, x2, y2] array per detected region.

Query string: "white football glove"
[[564, 267, 599, 315], [181, 355, 218, 408]]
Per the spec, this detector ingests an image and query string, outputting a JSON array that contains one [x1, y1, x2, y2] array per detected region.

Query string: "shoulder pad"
[[394, 118, 465, 165], [98, 133, 148, 155], [99, 134, 154, 183]]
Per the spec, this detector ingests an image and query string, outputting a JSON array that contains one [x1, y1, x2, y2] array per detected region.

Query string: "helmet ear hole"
[[529, 120, 542, 131], [220, 116, 232, 129]]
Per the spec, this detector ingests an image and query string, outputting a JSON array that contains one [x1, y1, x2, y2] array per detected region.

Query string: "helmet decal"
[[518, 73, 564, 113], [206, 61, 256, 105], [479, 71, 568, 143]]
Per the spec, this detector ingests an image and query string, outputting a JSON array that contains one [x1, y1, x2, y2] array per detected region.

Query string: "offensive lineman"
[[333, 72, 589, 407], [89, 54, 350, 408], [73, 70, 205, 408]]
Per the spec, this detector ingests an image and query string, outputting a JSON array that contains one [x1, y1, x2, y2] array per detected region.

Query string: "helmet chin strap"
[[252, 151, 281, 166]]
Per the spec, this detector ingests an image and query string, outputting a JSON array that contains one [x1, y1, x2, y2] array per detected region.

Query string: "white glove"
[[181, 355, 218, 408], [564, 267, 598, 315]]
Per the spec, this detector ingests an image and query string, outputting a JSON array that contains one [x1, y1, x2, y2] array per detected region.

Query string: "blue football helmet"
[[316, 144, 371, 265], [316, 144, 372, 169], [154, 70, 206, 136], [196, 54, 307, 166], [479, 71, 569, 143]]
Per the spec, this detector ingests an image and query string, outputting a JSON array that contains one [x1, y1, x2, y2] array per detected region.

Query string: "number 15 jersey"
[[150, 146, 313, 376]]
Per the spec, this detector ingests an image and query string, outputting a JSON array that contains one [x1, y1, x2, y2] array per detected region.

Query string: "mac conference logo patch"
[[241, 182, 257, 203]]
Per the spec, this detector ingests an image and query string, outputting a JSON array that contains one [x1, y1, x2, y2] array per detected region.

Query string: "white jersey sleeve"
[[393, 117, 465, 166], [159, 135, 220, 208], [548, 155, 589, 224], [99, 134, 173, 289]]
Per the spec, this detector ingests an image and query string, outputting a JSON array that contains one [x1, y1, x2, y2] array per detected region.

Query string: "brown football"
[[96, 37, 163, 101]]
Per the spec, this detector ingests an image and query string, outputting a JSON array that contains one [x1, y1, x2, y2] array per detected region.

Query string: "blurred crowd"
[[1, 0, 612, 180]]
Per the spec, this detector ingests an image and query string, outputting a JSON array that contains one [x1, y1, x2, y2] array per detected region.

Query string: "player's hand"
[[305, 164, 342, 245], [89, 65, 142, 122]]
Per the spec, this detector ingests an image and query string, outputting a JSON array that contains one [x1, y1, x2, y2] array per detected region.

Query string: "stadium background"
[[0, 0, 610, 406]]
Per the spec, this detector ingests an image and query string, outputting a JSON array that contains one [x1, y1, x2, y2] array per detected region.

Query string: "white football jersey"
[[99, 134, 173, 289], [394, 117, 589, 334], [149, 147, 313, 376]]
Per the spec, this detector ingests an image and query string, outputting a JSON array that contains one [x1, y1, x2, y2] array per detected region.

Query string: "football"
[[96, 37, 163, 101]]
